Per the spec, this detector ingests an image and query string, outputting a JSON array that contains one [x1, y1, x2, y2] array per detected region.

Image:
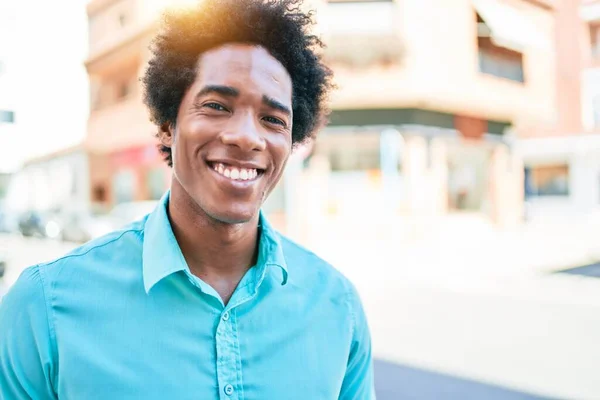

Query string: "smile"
[[208, 162, 262, 182]]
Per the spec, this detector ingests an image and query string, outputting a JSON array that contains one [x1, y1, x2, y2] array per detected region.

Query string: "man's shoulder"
[[39, 221, 145, 276], [278, 234, 354, 291]]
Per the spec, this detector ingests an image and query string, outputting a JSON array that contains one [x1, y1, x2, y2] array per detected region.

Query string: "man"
[[0, 0, 375, 398]]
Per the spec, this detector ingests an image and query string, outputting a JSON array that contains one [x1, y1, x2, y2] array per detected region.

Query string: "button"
[[224, 384, 234, 396], [222, 311, 230, 321]]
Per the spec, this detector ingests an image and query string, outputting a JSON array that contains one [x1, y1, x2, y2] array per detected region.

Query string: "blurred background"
[[1, 0, 600, 398]]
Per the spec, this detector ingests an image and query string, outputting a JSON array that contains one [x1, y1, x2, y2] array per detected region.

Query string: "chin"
[[205, 205, 259, 225]]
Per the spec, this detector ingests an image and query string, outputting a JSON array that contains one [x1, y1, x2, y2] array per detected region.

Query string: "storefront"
[[89, 144, 170, 209]]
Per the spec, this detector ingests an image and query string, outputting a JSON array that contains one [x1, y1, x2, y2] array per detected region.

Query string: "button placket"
[[215, 277, 263, 400], [216, 309, 240, 400]]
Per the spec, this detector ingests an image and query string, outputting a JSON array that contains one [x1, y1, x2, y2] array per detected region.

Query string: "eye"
[[263, 116, 285, 126], [203, 102, 228, 112]]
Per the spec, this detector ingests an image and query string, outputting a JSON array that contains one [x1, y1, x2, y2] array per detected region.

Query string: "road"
[[1, 233, 600, 399]]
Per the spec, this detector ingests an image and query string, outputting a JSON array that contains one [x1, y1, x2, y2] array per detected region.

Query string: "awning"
[[472, 0, 551, 52]]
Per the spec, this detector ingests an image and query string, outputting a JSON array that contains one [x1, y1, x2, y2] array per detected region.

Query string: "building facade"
[[85, 0, 561, 237], [5, 146, 91, 214], [517, 0, 600, 221]]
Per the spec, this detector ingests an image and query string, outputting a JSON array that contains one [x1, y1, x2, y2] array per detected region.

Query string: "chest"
[[55, 287, 352, 400]]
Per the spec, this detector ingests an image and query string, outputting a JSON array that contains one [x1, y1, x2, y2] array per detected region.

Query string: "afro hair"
[[142, 0, 334, 166]]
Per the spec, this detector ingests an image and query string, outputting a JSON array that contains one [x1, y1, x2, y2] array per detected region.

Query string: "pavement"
[[1, 214, 600, 399], [309, 214, 600, 400], [374, 359, 549, 400]]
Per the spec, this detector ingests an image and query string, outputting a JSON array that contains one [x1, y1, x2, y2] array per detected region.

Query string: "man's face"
[[162, 44, 293, 224]]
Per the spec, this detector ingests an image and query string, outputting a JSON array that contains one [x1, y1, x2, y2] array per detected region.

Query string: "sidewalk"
[[304, 214, 600, 399], [309, 212, 600, 304]]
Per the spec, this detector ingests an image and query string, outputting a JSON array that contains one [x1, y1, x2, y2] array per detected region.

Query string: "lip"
[[205, 158, 266, 171]]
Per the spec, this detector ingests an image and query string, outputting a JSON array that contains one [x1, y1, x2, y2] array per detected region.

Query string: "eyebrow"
[[262, 95, 292, 117], [195, 85, 240, 100], [195, 85, 291, 116]]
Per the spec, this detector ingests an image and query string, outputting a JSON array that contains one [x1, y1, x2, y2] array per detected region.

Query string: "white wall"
[[519, 136, 600, 220], [581, 69, 600, 131], [6, 151, 90, 213]]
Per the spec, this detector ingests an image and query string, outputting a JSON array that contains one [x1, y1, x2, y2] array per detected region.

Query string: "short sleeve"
[[0, 266, 58, 399], [339, 282, 376, 400]]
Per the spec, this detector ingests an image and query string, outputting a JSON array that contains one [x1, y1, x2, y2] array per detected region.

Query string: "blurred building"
[[85, 0, 171, 211], [6, 146, 90, 214], [84, 0, 563, 237], [517, 0, 600, 221], [0, 56, 20, 204], [0, 56, 20, 176]]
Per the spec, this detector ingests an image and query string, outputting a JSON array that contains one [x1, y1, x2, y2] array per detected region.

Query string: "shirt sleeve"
[[0, 266, 58, 399], [339, 282, 376, 400]]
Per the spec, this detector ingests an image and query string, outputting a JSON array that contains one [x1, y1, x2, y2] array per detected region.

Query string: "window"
[[476, 14, 525, 83], [591, 24, 600, 59], [525, 165, 570, 197]]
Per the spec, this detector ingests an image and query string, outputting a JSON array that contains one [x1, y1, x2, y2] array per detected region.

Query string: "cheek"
[[173, 124, 205, 164], [272, 136, 292, 174]]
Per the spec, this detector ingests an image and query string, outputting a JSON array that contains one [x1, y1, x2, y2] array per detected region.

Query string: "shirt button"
[[222, 311, 230, 321], [224, 384, 234, 396]]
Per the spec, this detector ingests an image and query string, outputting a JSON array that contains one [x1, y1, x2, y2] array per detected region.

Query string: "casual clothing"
[[0, 192, 375, 399]]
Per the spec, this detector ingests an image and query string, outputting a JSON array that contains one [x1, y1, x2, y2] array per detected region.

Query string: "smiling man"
[[0, 0, 375, 399]]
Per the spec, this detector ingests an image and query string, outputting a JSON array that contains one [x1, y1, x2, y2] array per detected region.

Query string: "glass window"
[[525, 165, 570, 197], [476, 14, 524, 83]]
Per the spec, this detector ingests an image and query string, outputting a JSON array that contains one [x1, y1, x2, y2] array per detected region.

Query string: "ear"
[[158, 122, 175, 148]]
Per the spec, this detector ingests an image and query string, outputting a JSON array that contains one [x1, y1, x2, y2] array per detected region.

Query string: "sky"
[[0, 0, 90, 172]]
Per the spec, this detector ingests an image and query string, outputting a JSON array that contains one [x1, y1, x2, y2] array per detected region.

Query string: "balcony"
[[87, 0, 156, 65], [319, 1, 403, 67]]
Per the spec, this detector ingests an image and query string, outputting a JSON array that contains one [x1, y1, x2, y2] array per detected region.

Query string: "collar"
[[142, 190, 288, 294]]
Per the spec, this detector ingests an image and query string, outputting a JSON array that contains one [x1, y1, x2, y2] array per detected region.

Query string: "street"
[[2, 232, 600, 399]]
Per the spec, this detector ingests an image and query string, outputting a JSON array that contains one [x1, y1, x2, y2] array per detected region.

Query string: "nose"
[[220, 112, 266, 152]]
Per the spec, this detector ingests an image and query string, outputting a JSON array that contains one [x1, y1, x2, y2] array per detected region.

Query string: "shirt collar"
[[142, 190, 288, 294]]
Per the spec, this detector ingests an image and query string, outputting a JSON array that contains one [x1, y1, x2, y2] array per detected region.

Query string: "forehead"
[[195, 44, 292, 102]]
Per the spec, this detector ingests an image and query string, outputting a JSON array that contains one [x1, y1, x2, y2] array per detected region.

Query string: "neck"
[[167, 181, 260, 284]]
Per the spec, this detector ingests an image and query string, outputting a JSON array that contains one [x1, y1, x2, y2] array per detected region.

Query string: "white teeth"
[[212, 162, 259, 181]]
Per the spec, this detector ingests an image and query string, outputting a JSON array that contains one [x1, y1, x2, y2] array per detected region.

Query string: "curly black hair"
[[142, 0, 334, 167]]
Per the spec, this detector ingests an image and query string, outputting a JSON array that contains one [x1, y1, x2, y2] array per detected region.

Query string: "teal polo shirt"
[[0, 192, 375, 399]]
